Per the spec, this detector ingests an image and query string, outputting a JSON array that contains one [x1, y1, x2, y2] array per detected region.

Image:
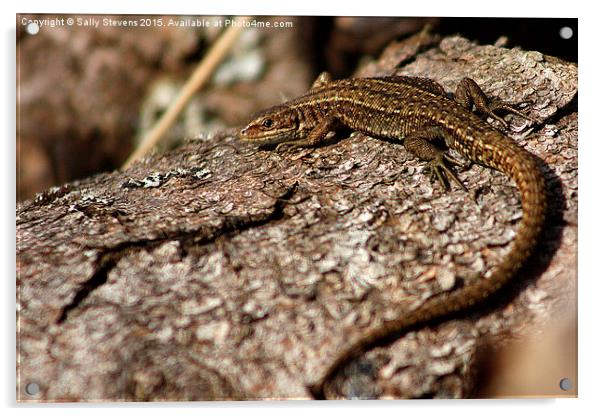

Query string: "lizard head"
[[238, 105, 300, 145]]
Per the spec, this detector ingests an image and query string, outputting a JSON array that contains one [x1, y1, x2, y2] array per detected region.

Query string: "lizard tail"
[[309, 145, 547, 399]]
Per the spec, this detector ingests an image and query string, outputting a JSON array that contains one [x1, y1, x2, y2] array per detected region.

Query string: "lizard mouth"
[[238, 129, 292, 146]]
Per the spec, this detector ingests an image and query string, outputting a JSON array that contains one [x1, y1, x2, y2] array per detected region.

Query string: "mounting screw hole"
[[559, 378, 573, 391], [559, 26, 573, 40], [26, 22, 40, 35], [25, 382, 40, 396]]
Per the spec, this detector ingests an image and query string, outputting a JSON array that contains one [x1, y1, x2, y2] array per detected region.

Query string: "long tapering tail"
[[309, 145, 546, 399]]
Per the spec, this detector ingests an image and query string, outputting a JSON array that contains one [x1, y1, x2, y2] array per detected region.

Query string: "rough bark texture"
[[17, 34, 577, 401]]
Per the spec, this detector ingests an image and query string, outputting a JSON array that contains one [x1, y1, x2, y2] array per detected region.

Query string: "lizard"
[[238, 71, 547, 399]]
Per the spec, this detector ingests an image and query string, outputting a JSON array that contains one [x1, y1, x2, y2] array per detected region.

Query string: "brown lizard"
[[238, 72, 547, 399]]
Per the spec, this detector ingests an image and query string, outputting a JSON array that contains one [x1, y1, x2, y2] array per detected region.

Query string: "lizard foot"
[[426, 152, 467, 191], [275, 142, 301, 152], [488, 99, 537, 129]]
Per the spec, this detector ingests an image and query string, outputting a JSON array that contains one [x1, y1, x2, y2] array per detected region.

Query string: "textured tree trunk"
[[17, 33, 577, 401]]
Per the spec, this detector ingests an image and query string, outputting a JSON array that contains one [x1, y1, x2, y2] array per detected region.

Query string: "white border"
[[4, 1, 598, 415]]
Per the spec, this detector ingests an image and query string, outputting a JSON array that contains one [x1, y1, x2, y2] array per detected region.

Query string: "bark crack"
[[56, 182, 298, 324]]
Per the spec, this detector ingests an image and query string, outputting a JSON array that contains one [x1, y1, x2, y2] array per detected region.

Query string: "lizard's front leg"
[[276, 117, 341, 152]]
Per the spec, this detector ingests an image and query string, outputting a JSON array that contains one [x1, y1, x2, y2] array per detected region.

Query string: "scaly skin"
[[239, 73, 547, 399]]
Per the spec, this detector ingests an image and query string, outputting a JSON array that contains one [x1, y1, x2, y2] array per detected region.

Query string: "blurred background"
[[16, 15, 577, 201]]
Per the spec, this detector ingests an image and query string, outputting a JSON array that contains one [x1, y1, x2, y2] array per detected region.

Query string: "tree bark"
[[17, 33, 577, 401]]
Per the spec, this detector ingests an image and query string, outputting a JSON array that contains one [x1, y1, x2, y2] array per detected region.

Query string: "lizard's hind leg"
[[403, 126, 467, 191], [454, 78, 535, 128]]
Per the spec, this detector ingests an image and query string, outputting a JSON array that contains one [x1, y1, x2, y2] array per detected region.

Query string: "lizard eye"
[[262, 118, 273, 128]]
